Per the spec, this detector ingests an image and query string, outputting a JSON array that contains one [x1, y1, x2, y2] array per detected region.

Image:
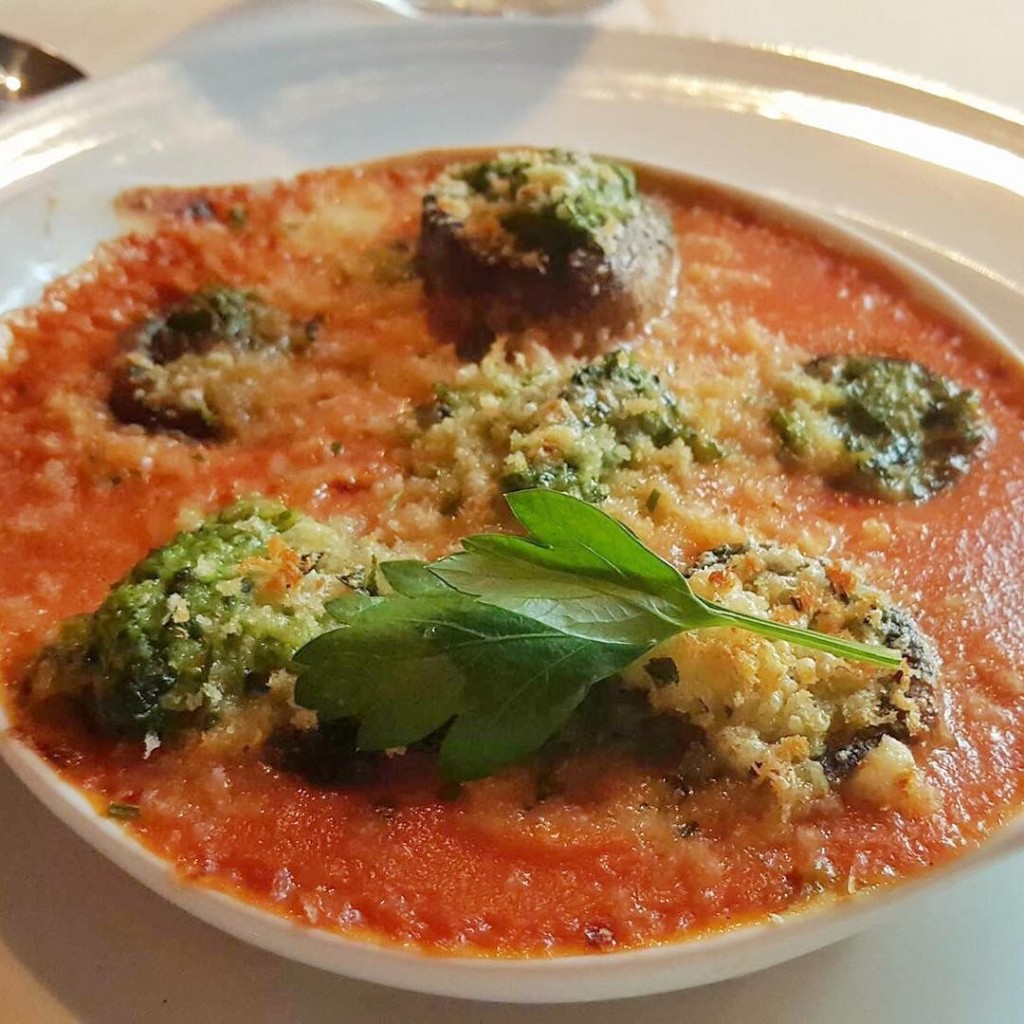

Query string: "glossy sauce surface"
[[2, 153, 1023, 955]]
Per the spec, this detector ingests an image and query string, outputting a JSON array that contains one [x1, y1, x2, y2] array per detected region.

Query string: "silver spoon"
[[0, 33, 84, 106]]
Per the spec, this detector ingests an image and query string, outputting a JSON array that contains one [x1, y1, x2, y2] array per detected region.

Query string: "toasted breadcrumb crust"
[[405, 342, 708, 512], [429, 150, 643, 260], [622, 543, 939, 815], [109, 286, 319, 439]]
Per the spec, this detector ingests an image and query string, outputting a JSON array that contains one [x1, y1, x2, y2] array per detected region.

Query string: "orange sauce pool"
[[2, 152, 1023, 955]]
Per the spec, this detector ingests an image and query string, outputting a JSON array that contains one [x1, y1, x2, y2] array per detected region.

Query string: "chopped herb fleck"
[[107, 801, 141, 821]]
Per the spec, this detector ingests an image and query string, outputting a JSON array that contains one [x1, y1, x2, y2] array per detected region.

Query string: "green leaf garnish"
[[431, 489, 718, 646], [325, 592, 385, 624], [379, 559, 452, 597], [296, 592, 642, 772], [293, 489, 901, 782], [427, 601, 645, 780], [295, 596, 465, 749]]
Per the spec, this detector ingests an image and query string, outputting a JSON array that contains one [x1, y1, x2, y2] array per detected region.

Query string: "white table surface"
[[3, 0, 1024, 107], [0, 2, 1022, 1021]]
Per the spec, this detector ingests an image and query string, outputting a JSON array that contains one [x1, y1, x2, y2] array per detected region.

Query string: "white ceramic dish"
[[1, 11, 1023, 1005]]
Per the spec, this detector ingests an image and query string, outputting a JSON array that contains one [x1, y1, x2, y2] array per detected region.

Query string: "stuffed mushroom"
[[419, 149, 677, 357]]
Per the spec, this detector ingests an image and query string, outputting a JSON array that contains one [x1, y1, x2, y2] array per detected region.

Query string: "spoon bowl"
[[0, 33, 84, 105]]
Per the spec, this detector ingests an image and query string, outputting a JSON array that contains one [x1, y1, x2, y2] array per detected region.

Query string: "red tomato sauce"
[[2, 153, 1023, 955]]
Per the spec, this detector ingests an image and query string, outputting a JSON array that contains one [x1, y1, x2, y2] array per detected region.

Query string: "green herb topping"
[[127, 286, 299, 365], [227, 205, 248, 231], [109, 286, 318, 439], [771, 355, 991, 501], [294, 490, 900, 782], [432, 149, 641, 262], [106, 801, 141, 821], [33, 499, 363, 739], [500, 350, 722, 500]]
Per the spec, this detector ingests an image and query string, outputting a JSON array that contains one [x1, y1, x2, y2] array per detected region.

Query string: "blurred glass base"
[[379, 0, 612, 15]]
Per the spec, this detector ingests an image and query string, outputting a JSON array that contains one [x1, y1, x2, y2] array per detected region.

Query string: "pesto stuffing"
[[109, 286, 318, 438], [30, 499, 364, 738], [128, 286, 301, 365], [771, 355, 991, 501], [432, 149, 642, 262]]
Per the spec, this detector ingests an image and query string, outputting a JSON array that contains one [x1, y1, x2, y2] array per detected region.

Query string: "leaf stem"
[[700, 599, 902, 669]]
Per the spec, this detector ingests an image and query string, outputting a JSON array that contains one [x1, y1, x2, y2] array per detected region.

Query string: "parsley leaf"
[[379, 560, 452, 597], [430, 601, 645, 779], [294, 597, 465, 750], [325, 592, 384, 624], [294, 590, 642, 778]]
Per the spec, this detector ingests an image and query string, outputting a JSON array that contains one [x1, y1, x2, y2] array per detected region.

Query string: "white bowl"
[[3, 170, 1023, 1002]]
